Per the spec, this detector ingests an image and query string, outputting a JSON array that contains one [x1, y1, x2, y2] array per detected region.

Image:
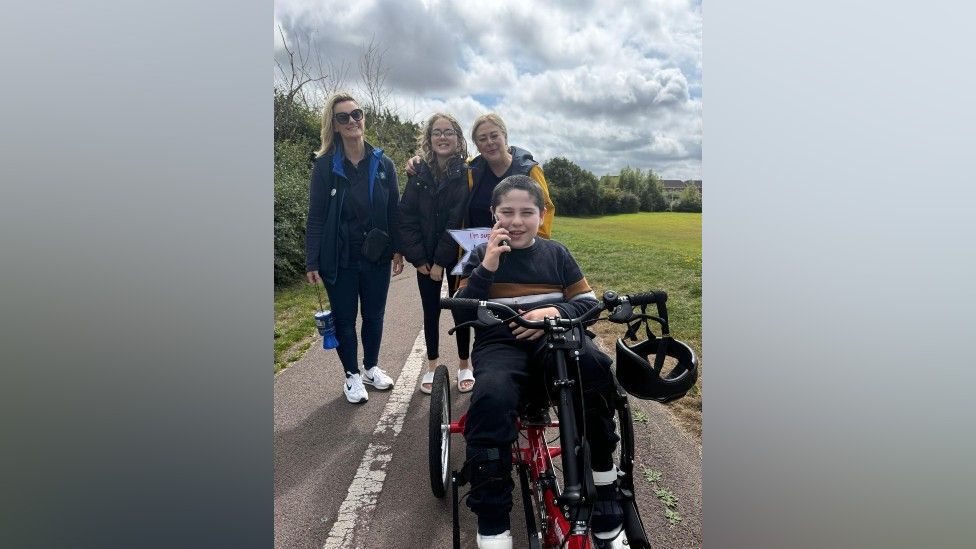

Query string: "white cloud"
[[274, 0, 702, 179]]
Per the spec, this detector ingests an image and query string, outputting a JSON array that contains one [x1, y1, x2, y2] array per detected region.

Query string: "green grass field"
[[554, 212, 702, 438], [553, 212, 701, 348], [274, 212, 702, 376]]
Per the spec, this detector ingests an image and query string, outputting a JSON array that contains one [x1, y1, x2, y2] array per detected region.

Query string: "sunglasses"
[[333, 109, 364, 125], [431, 129, 458, 138]]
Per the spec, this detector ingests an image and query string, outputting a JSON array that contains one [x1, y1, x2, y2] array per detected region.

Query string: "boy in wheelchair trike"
[[448, 175, 697, 548]]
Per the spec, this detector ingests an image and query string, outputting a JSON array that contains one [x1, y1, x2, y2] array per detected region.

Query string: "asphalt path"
[[274, 265, 702, 548]]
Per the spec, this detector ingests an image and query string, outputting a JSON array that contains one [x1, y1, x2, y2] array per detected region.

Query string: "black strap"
[[316, 284, 326, 312]]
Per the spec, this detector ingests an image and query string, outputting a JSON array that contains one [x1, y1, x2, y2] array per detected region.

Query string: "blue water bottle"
[[314, 310, 339, 349]]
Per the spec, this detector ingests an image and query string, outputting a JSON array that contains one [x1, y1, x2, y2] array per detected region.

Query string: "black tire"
[[428, 365, 451, 498]]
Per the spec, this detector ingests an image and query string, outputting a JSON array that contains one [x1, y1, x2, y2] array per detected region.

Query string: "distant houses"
[[662, 179, 703, 205]]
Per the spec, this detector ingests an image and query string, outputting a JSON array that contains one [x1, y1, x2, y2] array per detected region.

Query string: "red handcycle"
[[429, 290, 698, 548]]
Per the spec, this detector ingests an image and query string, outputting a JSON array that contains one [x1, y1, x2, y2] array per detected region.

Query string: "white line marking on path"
[[323, 329, 428, 549]]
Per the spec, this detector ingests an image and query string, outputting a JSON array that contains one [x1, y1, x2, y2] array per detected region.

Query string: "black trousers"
[[416, 269, 470, 361], [463, 335, 620, 534]]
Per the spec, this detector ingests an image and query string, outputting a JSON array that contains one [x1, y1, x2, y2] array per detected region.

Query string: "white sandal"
[[420, 371, 435, 394], [457, 367, 475, 393]]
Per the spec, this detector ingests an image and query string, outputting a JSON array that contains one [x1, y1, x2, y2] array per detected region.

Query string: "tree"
[[363, 109, 419, 193], [674, 183, 702, 212], [617, 166, 643, 196], [274, 25, 348, 142], [617, 191, 641, 213], [598, 185, 619, 214], [358, 36, 391, 117], [542, 157, 601, 215], [640, 171, 667, 212], [543, 157, 596, 189]]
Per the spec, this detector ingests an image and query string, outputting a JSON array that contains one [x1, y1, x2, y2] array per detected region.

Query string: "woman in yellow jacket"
[[462, 113, 555, 237]]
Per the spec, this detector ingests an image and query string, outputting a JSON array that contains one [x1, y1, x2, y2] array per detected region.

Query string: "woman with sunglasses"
[[398, 113, 475, 394], [306, 92, 405, 405]]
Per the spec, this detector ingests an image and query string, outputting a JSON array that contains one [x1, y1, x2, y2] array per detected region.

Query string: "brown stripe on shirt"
[[563, 277, 592, 300]]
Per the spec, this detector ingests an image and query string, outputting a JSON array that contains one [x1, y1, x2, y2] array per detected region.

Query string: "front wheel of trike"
[[428, 365, 451, 498]]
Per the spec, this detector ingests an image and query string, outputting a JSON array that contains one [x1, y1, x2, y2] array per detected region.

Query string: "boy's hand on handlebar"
[[481, 222, 511, 272], [509, 307, 561, 340]]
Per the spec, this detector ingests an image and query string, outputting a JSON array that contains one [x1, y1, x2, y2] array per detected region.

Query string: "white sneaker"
[[476, 530, 512, 549], [363, 366, 394, 390], [344, 373, 368, 403], [593, 529, 628, 549]]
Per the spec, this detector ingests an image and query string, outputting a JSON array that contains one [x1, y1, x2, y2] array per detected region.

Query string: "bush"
[[674, 184, 702, 213], [598, 186, 619, 214], [274, 91, 320, 143], [549, 185, 577, 216], [275, 139, 314, 286], [543, 157, 601, 215], [364, 108, 420, 194], [616, 191, 640, 213]]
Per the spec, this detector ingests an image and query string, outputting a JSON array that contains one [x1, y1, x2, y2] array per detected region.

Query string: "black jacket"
[[397, 156, 469, 268], [305, 141, 400, 284]]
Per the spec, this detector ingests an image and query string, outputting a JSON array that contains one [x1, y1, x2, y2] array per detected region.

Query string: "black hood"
[[470, 145, 538, 177], [508, 146, 538, 174]]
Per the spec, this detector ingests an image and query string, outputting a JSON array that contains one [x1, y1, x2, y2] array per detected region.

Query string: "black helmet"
[[614, 337, 698, 403]]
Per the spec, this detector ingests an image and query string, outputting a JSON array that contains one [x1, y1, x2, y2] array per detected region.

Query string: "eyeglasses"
[[431, 129, 458, 138], [333, 109, 364, 125]]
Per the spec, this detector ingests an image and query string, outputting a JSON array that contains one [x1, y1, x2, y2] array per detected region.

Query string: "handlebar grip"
[[439, 297, 482, 310], [626, 291, 667, 306]]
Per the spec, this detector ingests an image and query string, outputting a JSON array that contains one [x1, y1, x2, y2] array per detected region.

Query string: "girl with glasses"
[[398, 113, 475, 394]]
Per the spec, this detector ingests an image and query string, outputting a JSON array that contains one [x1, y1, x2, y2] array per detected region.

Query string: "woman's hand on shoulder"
[[404, 155, 423, 176]]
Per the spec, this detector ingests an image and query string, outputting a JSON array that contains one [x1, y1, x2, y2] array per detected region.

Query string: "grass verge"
[[274, 280, 328, 374]]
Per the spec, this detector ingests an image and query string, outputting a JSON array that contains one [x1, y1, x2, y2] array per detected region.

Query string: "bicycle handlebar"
[[623, 290, 667, 306], [438, 297, 482, 310], [439, 289, 667, 330]]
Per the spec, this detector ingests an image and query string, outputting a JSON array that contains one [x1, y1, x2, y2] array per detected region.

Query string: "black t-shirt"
[[340, 149, 373, 265], [468, 167, 504, 229]]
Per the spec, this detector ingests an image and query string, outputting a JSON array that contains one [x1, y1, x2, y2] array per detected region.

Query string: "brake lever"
[[608, 302, 634, 323], [477, 306, 504, 326], [448, 320, 481, 335]]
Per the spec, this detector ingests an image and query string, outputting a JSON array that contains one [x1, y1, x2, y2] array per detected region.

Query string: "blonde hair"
[[415, 113, 468, 179], [470, 112, 508, 143], [313, 92, 359, 158]]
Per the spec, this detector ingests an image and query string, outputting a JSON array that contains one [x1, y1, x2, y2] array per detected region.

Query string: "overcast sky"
[[274, 0, 702, 180]]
